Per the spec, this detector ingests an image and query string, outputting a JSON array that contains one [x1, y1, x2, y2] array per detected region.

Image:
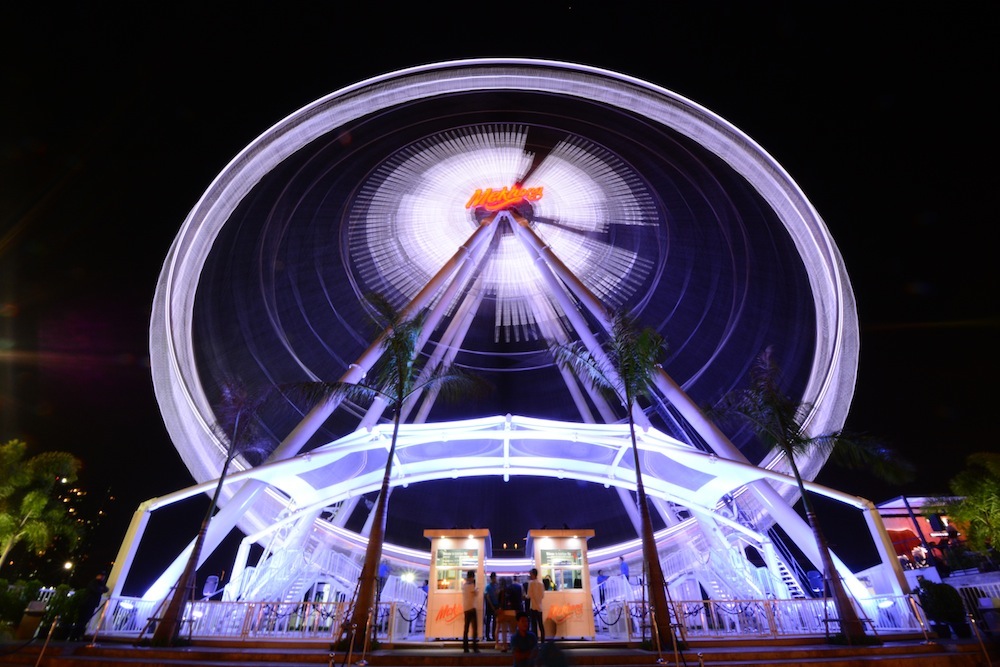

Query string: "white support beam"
[[513, 213, 875, 598], [615, 486, 642, 537], [139, 219, 500, 600], [107, 501, 154, 598]]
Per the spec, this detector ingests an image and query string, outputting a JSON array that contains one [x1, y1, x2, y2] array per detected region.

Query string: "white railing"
[[618, 594, 924, 642], [91, 593, 923, 643], [954, 580, 1000, 629], [36, 587, 59, 603], [953, 579, 1000, 609]]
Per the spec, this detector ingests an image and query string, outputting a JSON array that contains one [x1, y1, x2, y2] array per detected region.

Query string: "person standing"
[[484, 571, 499, 642], [596, 569, 609, 606], [508, 575, 524, 617], [378, 560, 390, 595], [526, 567, 545, 643], [619, 556, 630, 583], [461, 570, 480, 653], [496, 576, 517, 651], [70, 572, 108, 641], [511, 611, 538, 667]]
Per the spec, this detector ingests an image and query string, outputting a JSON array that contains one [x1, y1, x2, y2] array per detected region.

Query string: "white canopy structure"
[[116, 407, 902, 604]]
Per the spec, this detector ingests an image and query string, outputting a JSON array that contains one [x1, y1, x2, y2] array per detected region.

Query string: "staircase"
[[774, 557, 807, 599]]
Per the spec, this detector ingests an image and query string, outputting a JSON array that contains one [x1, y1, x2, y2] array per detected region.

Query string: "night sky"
[[2, 4, 996, 587]]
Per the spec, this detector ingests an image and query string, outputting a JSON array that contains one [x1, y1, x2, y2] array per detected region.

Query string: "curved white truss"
[[137, 414, 881, 601], [148, 415, 869, 519]]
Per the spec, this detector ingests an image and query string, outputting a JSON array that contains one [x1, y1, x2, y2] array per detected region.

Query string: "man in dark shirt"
[[511, 612, 537, 667], [70, 573, 108, 641], [507, 576, 524, 617]]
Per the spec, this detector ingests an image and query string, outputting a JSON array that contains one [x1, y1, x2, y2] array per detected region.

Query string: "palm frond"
[[609, 311, 665, 402], [966, 452, 1000, 478], [823, 433, 916, 484], [550, 339, 620, 402], [939, 455, 1000, 551], [713, 346, 913, 485], [25, 451, 80, 483], [280, 380, 383, 411], [549, 310, 667, 406], [214, 380, 271, 424], [209, 379, 281, 463], [358, 291, 429, 406], [709, 387, 806, 457], [20, 521, 50, 550], [410, 366, 492, 405], [280, 293, 487, 431]]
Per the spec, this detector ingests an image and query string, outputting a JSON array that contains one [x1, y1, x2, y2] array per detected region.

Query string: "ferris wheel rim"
[[150, 57, 858, 534]]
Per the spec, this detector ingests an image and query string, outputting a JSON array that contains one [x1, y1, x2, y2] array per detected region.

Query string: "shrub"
[[917, 579, 967, 624], [0, 579, 44, 626]]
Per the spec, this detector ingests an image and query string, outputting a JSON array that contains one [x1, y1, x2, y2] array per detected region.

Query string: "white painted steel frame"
[[131, 59, 881, 604]]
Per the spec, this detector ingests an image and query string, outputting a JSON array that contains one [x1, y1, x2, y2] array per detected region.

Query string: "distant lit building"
[[18, 482, 116, 583]]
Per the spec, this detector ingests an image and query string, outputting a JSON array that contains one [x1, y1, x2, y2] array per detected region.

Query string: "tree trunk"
[[152, 435, 238, 646], [791, 462, 868, 643], [803, 506, 868, 642], [629, 415, 673, 646], [345, 410, 398, 650], [0, 539, 15, 575], [150, 521, 207, 645]]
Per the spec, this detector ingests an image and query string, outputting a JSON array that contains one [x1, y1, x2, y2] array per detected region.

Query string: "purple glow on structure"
[[139, 60, 859, 599]]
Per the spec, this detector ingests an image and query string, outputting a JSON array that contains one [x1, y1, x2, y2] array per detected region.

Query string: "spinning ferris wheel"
[[146, 59, 859, 581]]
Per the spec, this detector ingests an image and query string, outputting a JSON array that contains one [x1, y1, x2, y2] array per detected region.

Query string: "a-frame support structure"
[[111, 209, 905, 611]]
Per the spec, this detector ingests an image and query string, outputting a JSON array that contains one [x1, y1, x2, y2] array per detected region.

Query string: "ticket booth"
[[527, 529, 596, 639], [423, 529, 490, 639]]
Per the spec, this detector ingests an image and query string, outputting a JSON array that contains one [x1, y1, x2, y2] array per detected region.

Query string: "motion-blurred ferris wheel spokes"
[[346, 123, 659, 344]]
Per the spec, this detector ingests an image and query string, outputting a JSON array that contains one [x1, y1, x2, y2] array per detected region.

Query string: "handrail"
[[90, 593, 922, 642]]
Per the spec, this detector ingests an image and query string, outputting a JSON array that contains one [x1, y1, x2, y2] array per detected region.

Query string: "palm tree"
[[550, 310, 674, 646], [0, 439, 82, 574], [289, 292, 483, 650], [942, 452, 1000, 554], [151, 380, 272, 646], [711, 346, 912, 644]]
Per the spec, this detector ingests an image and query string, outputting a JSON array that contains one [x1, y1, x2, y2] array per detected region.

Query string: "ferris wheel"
[[150, 58, 858, 558]]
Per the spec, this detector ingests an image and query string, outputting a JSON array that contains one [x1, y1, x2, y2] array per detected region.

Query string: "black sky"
[[1, 4, 997, 583]]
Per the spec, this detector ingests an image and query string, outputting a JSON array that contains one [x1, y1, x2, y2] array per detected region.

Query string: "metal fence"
[[89, 593, 924, 644], [955, 580, 1000, 632], [607, 595, 924, 643]]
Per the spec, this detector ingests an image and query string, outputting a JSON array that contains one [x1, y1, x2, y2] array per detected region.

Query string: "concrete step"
[[0, 637, 994, 667]]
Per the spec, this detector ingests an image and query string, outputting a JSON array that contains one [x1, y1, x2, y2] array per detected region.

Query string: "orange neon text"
[[435, 603, 462, 623], [465, 186, 544, 211], [547, 602, 585, 623]]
